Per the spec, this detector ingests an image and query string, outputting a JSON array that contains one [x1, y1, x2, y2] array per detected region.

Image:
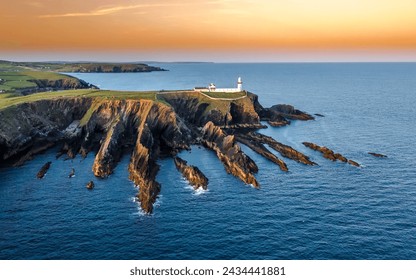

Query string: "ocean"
[[1, 63, 415, 259]]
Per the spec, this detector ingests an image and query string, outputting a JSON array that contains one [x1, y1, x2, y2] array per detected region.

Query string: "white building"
[[194, 77, 243, 93]]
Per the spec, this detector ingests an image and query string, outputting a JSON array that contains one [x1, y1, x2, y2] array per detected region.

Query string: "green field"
[[0, 89, 158, 111], [0, 70, 78, 93], [201, 91, 246, 99], [157, 90, 249, 114], [0, 60, 248, 117]]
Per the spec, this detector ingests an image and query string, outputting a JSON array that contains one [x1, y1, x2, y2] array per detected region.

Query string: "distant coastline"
[[0, 60, 165, 94]]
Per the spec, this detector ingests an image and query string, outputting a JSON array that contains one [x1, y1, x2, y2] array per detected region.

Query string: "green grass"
[[158, 90, 249, 115], [0, 61, 22, 72], [21, 71, 73, 80], [79, 98, 104, 126], [0, 89, 158, 111], [0, 71, 74, 93], [202, 91, 246, 99]]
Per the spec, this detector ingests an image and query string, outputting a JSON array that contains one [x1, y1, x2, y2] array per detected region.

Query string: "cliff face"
[[0, 98, 92, 164], [0, 91, 322, 214], [201, 121, 259, 187], [162, 92, 263, 129], [174, 157, 208, 190], [17, 78, 96, 95], [252, 94, 314, 126], [31, 78, 94, 91]]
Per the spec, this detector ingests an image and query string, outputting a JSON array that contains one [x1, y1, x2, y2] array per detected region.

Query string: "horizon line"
[[2, 59, 416, 64]]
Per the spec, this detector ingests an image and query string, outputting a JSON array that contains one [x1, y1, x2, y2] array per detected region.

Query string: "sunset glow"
[[2, 0, 416, 61]]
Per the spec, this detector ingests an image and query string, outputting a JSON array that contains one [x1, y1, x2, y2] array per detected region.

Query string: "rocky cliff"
[[174, 157, 208, 190], [201, 121, 259, 187], [0, 91, 343, 214], [30, 78, 96, 92], [252, 95, 314, 126], [15, 77, 96, 95]]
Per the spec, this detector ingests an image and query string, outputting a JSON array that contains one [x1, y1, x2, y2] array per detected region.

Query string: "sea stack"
[[86, 181, 94, 190], [37, 162, 52, 179]]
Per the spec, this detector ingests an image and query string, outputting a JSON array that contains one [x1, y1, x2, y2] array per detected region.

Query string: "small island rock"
[[37, 162, 52, 179], [86, 181, 95, 190]]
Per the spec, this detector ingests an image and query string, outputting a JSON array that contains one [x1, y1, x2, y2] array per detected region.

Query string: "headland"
[[0, 62, 369, 214]]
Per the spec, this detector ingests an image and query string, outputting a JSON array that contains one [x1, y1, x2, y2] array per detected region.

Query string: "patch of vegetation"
[[79, 98, 104, 126], [0, 70, 79, 93], [0, 89, 158, 111], [158, 90, 249, 115], [0, 61, 22, 72], [202, 91, 246, 99]]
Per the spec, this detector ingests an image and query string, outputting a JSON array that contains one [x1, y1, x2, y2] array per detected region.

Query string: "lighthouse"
[[237, 77, 243, 91], [194, 77, 244, 93]]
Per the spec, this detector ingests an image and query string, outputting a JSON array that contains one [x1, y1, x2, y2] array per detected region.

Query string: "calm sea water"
[[1, 63, 416, 259]]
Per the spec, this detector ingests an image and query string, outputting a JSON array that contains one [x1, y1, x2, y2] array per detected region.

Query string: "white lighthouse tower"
[[194, 77, 244, 93], [237, 77, 243, 91]]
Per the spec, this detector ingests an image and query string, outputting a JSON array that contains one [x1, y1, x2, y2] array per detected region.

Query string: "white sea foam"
[[193, 187, 208, 196], [181, 180, 208, 195]]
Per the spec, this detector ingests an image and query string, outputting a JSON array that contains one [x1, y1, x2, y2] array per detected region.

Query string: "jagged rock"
[[237, 132, 317, 166], [86, 181, 94, 189], [302, 142, 360, 167], [37, 161, 51, 179], [0, 90, 366, 214], [0, 98, 92, 165], [174, 157, 208, 190], [369, 152, 387, 158], [254, 98, 314, 126], [161, 91, 262, 128], [269, 104, 315, 121], [129, 123, 161, 214], [348, 159, 360, 167], [69, 168, 75, 178], [201, 122, 259, 187], [234, 134, 288, 172], [334, 153, 348, 162], [126, 100, 191, 214], [92, 119, 127, 178], [267, 118, 291, 127]]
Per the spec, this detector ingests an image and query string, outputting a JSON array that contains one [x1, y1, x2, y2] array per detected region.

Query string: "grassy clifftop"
[[0, 71, 85, 93], [0, 89, 159, 110]]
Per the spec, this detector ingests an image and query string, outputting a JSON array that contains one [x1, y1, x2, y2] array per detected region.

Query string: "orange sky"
[[1, 0, 416, 61]]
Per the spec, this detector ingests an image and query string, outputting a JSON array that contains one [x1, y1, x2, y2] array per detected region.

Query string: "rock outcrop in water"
[[86, 181, 94, 190], [69, 168, 75, 178], [174, 157, 208, 190], [37, 162, 51, 179], [234, 133, 288, 171], [251, 95, 314, 127], [201, 121, 259, 187], [0, 90, 357, 214], [302, 142, 360, 167], [368, 152, 387, 158], [234, 131, 316, 170]]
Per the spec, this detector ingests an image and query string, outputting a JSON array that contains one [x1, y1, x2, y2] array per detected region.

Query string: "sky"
[[1, 0, 416, 62]]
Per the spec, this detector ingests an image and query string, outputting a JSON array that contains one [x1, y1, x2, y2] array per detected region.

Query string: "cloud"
[[39, 3, 182, 18], [38, 0, 256, 18]]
